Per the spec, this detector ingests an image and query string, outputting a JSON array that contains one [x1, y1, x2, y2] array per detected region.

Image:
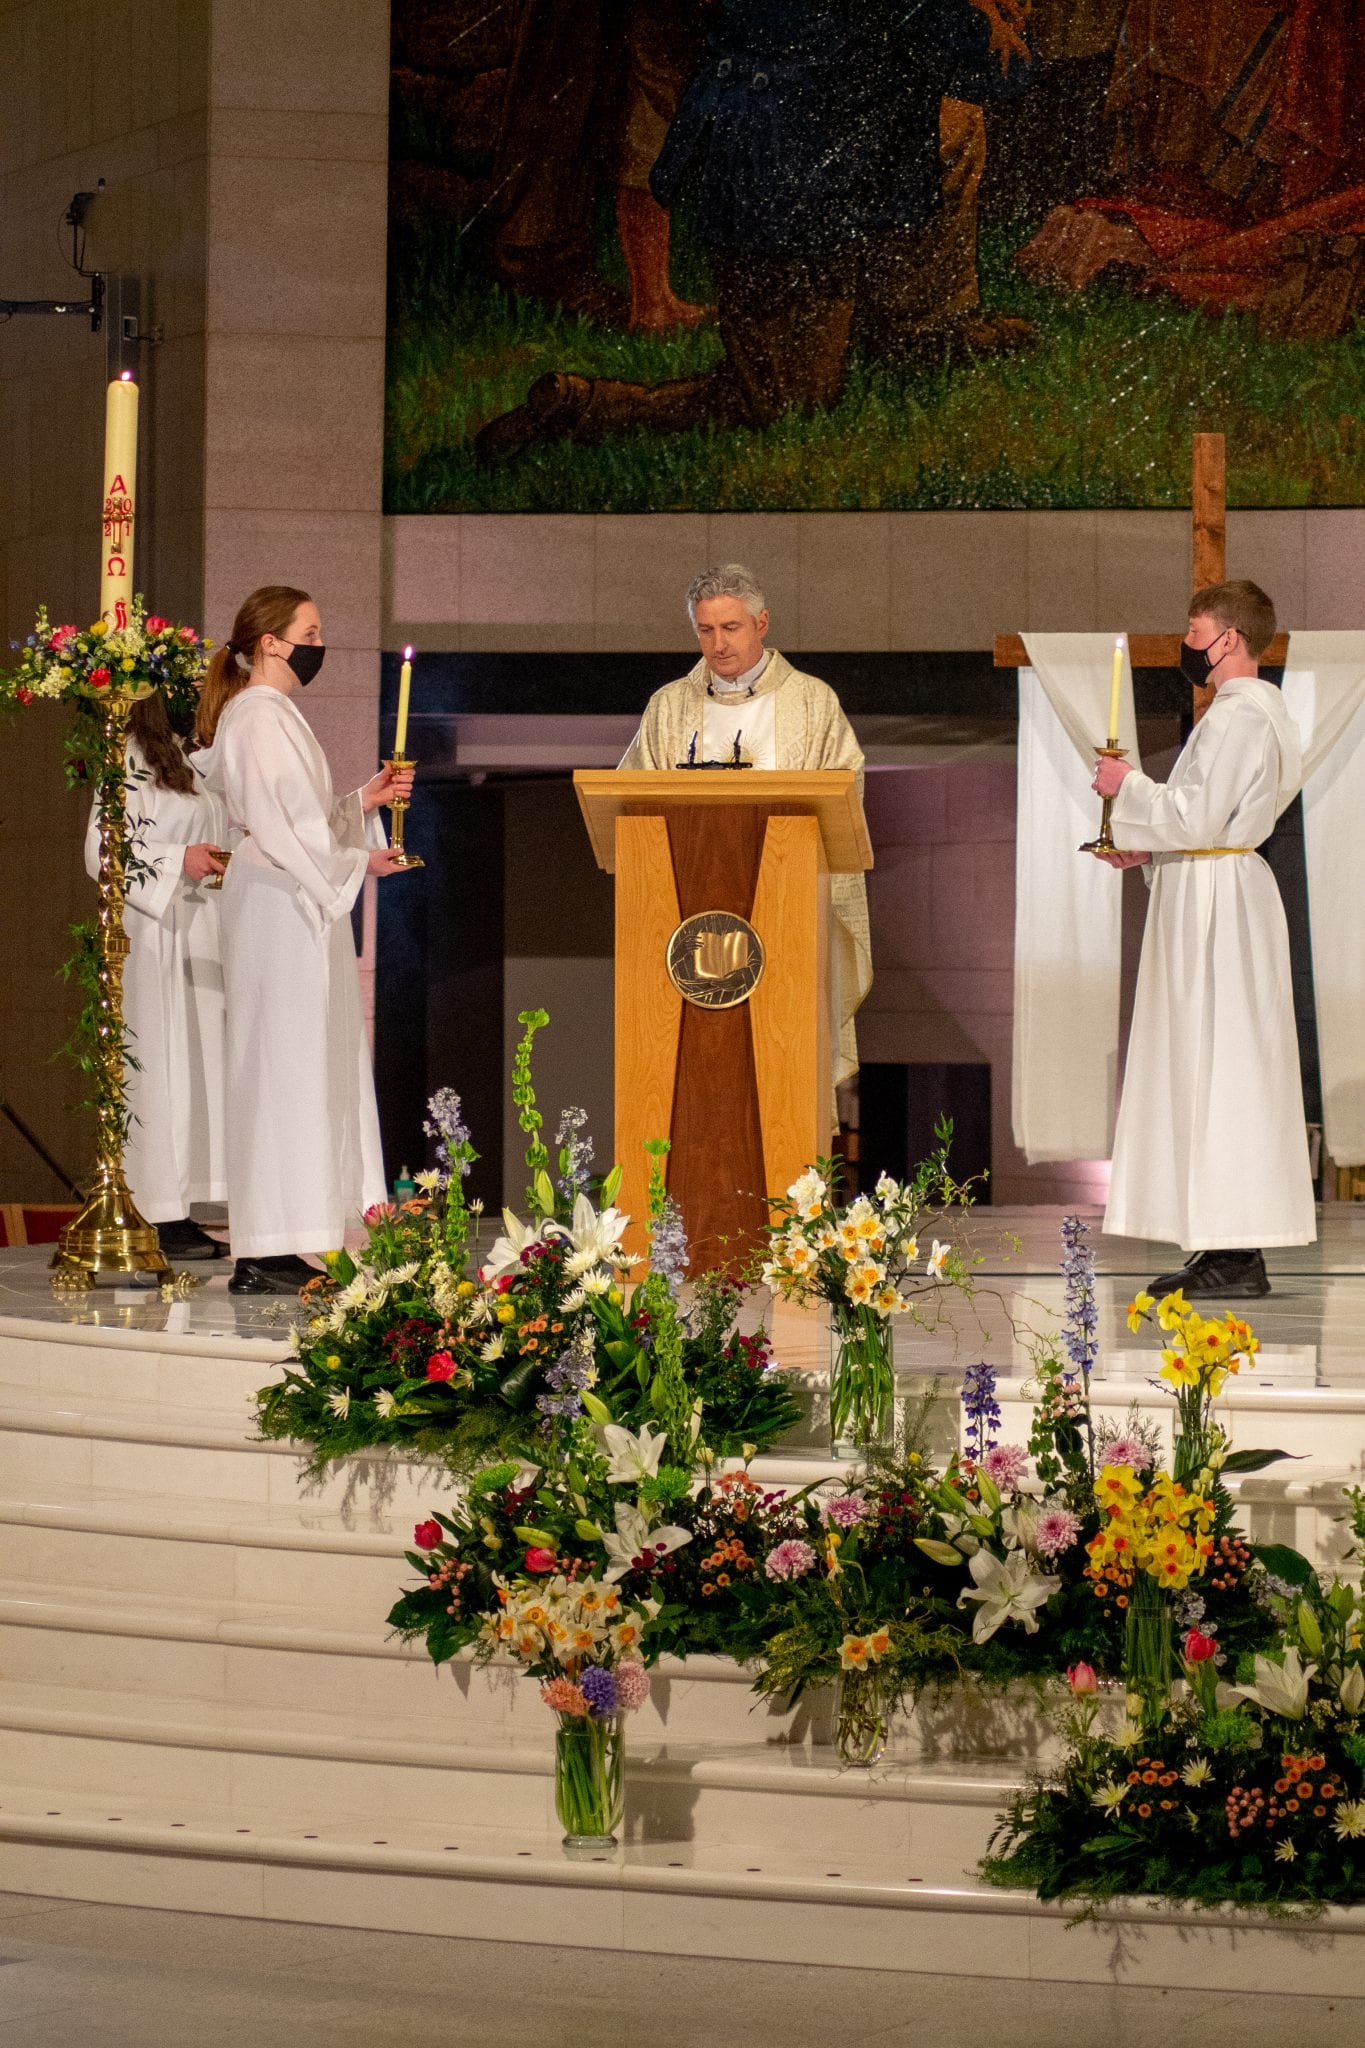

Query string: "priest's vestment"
[[1106, 676, 1316, 1251], [619, 650, 872, 1086], [209, 687, 387, 1257], [86, 741, 228, 1223]]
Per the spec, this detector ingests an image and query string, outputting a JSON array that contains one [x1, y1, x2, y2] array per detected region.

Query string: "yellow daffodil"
[[1156, 1289, 1189, 1330], [1125, 1290, 1154, 1333]]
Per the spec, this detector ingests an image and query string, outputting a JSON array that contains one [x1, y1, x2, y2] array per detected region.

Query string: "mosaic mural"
[[385, 1, 1365, 514]]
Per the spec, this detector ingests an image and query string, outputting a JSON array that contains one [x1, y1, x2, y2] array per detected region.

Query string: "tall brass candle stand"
[[51, 685, 170, 1288]]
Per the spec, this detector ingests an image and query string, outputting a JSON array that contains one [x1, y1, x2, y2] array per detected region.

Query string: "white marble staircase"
[[2, 1275, 1364, 1986]]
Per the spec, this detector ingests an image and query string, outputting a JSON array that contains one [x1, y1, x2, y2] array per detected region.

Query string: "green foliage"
[[511, 1009, 552, 1213]]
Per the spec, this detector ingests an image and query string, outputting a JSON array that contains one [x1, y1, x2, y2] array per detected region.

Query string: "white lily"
[[562, 1192, 631, 1277], [1233, 1645, 1316, 1719], [482, 1207, 563, 1279], [1339, 1661, 1365, 1714], [926, 1239, 950, 1280], [956, 1546, 1059, 1644], [601, 1422, 667, 1485], [601, 1503, 691, 1583]]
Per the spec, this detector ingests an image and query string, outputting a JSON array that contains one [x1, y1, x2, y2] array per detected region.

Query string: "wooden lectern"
[[574, 770, 873, 1266]]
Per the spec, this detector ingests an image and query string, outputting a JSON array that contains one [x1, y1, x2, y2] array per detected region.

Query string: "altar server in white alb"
[[197, 587, 413, 1295], [1093, 579, 1316, 1297], [620, 563, 872, 1091], [86, 690, 231, 1260]]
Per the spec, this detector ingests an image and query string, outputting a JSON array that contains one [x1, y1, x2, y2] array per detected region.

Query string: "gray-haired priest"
[[619, 562, 872, 1094]]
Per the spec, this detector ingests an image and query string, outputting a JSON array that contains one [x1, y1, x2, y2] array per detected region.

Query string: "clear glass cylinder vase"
[[554, 1712, 624, 1847], [834, 1665, 893, 1768], [1123, 1572, 1173, 1726], [829, 1308, 895, 1459]]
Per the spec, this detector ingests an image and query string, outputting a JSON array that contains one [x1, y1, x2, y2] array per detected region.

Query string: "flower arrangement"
[[759, 1126, 977, 1449], [983, 1576, 1365, 1909], [256, 1017, 801, 1475], [4, 599, 212, 1146]]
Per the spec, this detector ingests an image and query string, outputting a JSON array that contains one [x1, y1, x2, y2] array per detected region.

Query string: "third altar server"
[[1092, 579, 1316, 1296]]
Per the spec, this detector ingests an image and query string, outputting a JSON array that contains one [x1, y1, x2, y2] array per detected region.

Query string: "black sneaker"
[[228, 1255, 319, 1296], [156, 1217, 228, 1261], [1147, 1249, 1270, 1299]]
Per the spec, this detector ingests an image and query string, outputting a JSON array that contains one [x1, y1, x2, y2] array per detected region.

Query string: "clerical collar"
[[707, 650, 770, 699]]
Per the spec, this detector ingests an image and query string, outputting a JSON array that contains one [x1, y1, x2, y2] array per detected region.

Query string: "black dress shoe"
[[156, 1217, 228, 1261], [1147, 1249, 1270, 1300], [228, 1255, 319, 1296]]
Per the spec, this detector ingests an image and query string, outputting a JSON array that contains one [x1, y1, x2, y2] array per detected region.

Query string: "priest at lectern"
[[619, 563, 872, 1087]]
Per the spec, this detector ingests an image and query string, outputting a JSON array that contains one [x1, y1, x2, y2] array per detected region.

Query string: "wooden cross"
[[993, 435, 1290, 714]]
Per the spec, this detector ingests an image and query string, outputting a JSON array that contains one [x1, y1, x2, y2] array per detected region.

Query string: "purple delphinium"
[[649, 1194, 689, 1298], [961, 1362, 1001, 1463], [554, 1106, 594, 1197], [578, 1665, 618, 1716], [423, 1087, 472, 1178], [536, 1343, 594, 1420], [1060, 1215, 1098, 1387]]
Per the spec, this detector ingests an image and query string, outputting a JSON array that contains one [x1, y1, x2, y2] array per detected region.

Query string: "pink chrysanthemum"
[[820, 1492, 869, 1530], [765, 1539, 818, 1582], [981, 1443, 1029, 1492], [541, 1678, 589, 1717], [614, 1659, 651, 1712], [1104, 1436, 1154, 1473], [1035, 1506, 1082, 1558]]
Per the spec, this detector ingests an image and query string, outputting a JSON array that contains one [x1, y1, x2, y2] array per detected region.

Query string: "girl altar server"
[[196, 586, 412, 1295], [85, 691, 230, 1259]]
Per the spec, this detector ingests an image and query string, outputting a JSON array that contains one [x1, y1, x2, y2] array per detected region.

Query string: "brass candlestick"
[[1079, 744, 1129, 854], [51, 684, 170, 1289], [384, 753, 424, 869]]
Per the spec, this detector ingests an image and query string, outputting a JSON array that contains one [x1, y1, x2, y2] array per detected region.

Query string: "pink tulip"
[[1067, 1661, 1099, 1695]]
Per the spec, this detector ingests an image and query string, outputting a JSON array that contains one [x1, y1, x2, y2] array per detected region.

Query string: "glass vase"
[[554, 1712, 624, 1848], [834, 1665, 893, 1768], [829, 1308, 895, 1458], [1123, 1572, 1173, 1727]]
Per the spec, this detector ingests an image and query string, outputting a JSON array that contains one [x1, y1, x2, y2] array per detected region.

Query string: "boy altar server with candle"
[[1091, 579, 1316, 1297]]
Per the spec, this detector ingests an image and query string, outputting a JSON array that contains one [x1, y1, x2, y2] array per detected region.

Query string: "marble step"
[[0, 1681, 1012, 1865], [4, 1780, 1365, 1991], [0, 1579, 823, 1746]]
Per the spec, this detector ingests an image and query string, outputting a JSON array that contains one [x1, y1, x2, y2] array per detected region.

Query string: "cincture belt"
[[1181, 847, 1254, 858]]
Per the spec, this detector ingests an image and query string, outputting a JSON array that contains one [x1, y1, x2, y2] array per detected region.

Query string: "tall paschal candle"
[[101, 373, 138, 631]]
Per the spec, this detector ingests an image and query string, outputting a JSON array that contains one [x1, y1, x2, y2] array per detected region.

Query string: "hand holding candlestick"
[[385, 645, 424, 869], [1080, 635, 1130, 854]]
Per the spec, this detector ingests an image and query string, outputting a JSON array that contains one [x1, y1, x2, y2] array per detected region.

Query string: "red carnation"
[[90, 666, 111, 688], [413, 1519, 442, 1551], [524, 1546, 557, 1574], [50, 624, 76, 648], [1184, 1628, 1217, 1663], [426, 1350, 456, 1381], [15, 686, 32, 706]]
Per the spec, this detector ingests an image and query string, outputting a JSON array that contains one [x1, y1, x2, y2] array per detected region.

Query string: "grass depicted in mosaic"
[[384, 225, 1365, 515]]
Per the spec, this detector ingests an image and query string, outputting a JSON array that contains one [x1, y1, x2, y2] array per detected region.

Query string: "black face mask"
[[1178, 629, 1228, 689], [278, 640, 326, 687]]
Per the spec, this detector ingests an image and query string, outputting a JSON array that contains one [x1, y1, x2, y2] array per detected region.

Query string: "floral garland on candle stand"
[[2, 599, 209, 1190]]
